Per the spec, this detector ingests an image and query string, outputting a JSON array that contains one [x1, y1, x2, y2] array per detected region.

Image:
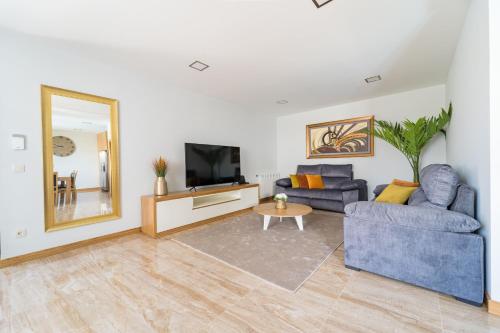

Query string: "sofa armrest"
[[344, 201, 481, 233], [275, 178, 292, 188], [373, 184, 389, 198], [338, 179, 368, 201]]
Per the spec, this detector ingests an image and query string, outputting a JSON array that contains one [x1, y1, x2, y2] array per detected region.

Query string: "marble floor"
[[1, 233, 500, 333], [55, 191, 112, 223]]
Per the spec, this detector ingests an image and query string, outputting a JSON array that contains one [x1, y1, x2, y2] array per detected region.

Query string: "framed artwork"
[[311, 0, 334, 8], [306, 115, 374, 159]]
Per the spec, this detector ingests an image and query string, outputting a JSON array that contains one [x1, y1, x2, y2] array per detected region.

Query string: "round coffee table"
[[253, 203, 313, 231]]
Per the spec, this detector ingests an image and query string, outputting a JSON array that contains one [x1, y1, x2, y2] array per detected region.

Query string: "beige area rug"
[[173, 210, 344, 292]]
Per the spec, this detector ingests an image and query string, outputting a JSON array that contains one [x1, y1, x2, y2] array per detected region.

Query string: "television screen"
[[185, 143, 241, 188]]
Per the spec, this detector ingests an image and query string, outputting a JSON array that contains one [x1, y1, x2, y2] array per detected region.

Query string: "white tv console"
[[141, 183, 260, 237]]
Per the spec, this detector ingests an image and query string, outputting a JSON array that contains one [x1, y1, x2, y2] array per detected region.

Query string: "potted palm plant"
[[373, 104, 452, 182], [153, 156, 168, 196]]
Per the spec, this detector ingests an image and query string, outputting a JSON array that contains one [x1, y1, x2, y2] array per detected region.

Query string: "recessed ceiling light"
[[276, 100, 289, 104], [365, 75, 382, 83], [189, 61, 210, 71], [312, 0, 334, 8]]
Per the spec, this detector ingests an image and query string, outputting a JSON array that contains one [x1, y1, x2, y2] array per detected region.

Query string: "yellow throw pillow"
[[306, 174, 325, 189], [290, 174, 300, 188], [375, 184, 418, 204]]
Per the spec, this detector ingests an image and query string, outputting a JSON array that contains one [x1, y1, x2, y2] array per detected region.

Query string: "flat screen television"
[[185, 143, 241, 188]]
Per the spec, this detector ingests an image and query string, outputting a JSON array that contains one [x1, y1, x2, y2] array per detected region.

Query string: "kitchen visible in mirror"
[[41, 85, 120, 231]]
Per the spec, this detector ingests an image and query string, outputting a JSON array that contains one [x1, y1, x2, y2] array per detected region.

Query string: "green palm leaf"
[[372, 104, 452, 182]]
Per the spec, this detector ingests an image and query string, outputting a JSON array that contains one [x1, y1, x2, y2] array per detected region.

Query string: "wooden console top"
[[142, 183, 259, 203]]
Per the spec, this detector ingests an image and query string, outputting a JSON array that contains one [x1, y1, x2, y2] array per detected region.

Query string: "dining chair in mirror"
[[41, 85, 120, 232]]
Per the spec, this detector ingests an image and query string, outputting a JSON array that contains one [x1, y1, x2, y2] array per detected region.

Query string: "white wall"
[[445, 0, 494, 298], [53, 130, 100, 189], [0, 28, 276, 259], [277, 85, 447, 196], [489, 0, 500, 301]]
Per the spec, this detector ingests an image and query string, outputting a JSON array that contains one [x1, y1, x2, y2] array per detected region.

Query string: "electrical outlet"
[[16, 229, 27, 238], [12, 164, 26, 173]]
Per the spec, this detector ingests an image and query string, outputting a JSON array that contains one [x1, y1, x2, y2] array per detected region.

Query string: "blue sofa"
[[344, 164, 484, 306], [275, 164, 367, 213]]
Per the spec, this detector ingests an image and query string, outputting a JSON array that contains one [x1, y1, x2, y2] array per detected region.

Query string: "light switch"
[[12, 164, 26, 173], [11, 134, 26, 150]]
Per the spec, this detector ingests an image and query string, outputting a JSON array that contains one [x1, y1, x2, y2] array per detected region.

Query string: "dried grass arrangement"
[[153, 157, 167, 177]]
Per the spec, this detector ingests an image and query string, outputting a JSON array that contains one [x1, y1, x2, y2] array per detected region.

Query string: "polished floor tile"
[[1, 233, 499, 332]]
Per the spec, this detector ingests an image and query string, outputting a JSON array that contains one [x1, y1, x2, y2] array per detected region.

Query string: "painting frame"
[[311, 0, 335, 8], [306, 115, 374, 159]]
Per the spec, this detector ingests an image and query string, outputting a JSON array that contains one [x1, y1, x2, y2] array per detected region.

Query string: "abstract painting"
[[306, 116, 374, 158]]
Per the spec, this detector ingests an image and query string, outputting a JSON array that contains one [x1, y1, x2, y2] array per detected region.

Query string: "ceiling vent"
[[365, 75, 382, 83], [276, 100, 289, 104], [312, 0, 334, 8], [189, 61, 210, 71]]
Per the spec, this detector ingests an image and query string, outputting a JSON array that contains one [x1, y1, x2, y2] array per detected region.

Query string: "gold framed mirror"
[[41, 85, 121, 232]]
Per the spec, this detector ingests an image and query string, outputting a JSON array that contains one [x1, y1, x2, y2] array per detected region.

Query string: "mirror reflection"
[[42, 86, 120, 231]]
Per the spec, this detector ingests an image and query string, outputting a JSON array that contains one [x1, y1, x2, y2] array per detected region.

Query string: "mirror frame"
[[41, 85, 121, 232]]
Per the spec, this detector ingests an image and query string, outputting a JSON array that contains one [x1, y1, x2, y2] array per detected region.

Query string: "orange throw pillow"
[[392, 179, 420, 187], [296, 174, 309, 189], [306, 174, 324, 189], [289, 174, 300, 188]]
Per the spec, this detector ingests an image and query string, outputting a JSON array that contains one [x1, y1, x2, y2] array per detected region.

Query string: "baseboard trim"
[[156, 207, 253, 238], [0, 227, 141, 268], [77, 187, 101, 193], [486, 293, 500, 316]]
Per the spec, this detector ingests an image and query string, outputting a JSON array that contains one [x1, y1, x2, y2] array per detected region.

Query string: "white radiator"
[[256, 172, 281, 198]]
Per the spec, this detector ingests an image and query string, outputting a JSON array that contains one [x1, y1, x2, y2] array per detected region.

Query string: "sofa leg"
[[454, 297, 483, 307], [345, 265, 361, 271]]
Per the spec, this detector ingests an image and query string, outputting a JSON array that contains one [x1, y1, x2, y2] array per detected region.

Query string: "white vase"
[[154, 176, 168, 196]]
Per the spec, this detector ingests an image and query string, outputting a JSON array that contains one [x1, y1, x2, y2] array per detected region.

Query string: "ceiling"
[[52, 95, 109, 133], [0, 0, 470, 115]]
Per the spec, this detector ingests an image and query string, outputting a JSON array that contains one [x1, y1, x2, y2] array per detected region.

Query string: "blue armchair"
[[344, 164, 484, 306]]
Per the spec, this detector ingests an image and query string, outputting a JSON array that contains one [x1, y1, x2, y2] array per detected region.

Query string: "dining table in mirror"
[[41, 85, 120, 231]]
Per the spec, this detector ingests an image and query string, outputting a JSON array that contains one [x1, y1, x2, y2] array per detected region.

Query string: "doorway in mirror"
[[42, 85, 120, 231]]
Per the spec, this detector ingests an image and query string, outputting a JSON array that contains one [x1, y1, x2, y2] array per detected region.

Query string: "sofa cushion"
[[297, 164, 322, 175], [392, 179, 420, 187], [340, 179, 367, 191], [306, 174, 325, 189], [450, 184, 475, 217], [420, 164, 459, 207], [287, 196, 310, 206], [345, 201, 480, 233], [321, 164, 352, 179], [284, 188, 343, 201], [296, 174, 309, 189], [310, 199, 345, 212], [408, 188, 445, 210], [276, 178, 292, 188], [323, 177, 345, 189], [322, 177, 337, 189], [408, 187, 426, 205], [321, 178, 365, 191], [289, 175, 300, 188]]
